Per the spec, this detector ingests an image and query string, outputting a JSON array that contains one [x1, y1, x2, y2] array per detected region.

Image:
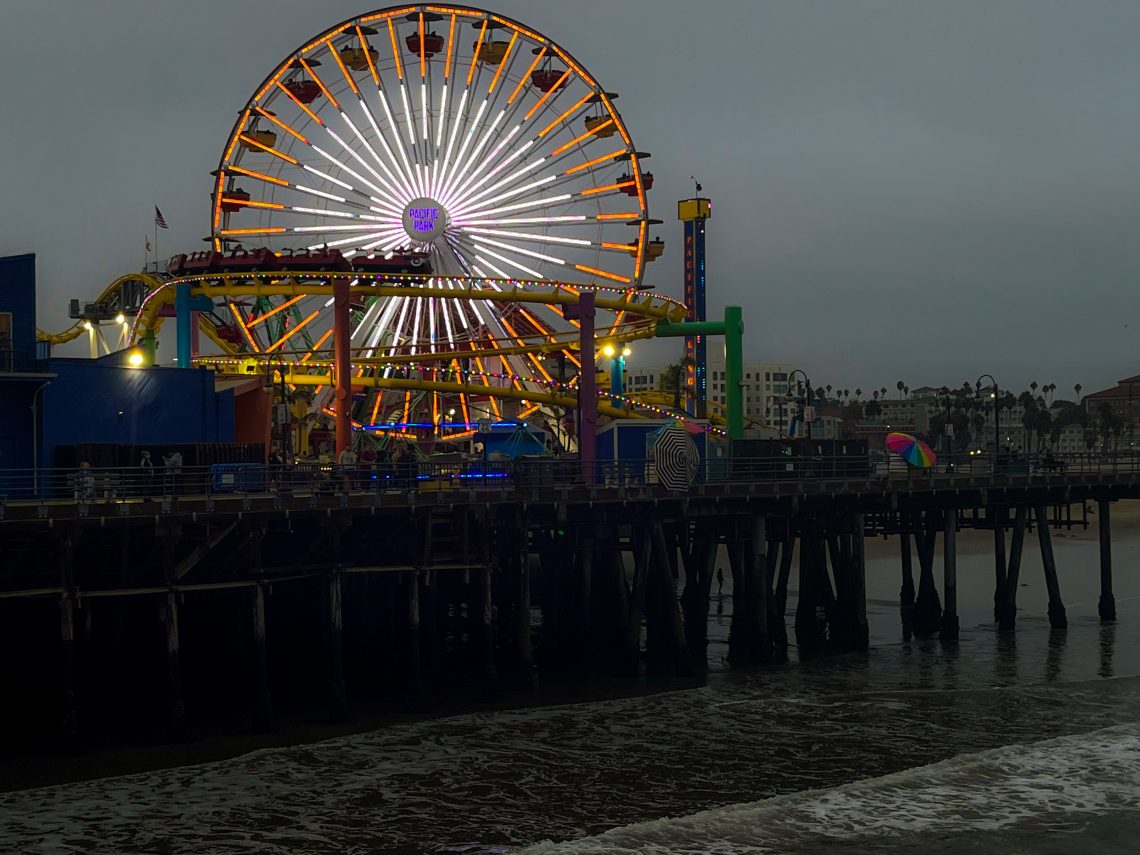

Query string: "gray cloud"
[[1, 0, 1135, 396]]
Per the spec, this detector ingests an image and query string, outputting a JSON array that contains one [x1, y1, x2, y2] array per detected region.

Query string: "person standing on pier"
[[138, 450, 154, 498], [162, 449, 183, 496], [75, 461, 95, 501], [337, 445, 357, 492]]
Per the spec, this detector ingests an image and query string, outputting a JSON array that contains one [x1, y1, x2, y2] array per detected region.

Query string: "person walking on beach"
[[717, 567, 725, 595], [138, 450, 155, 498]]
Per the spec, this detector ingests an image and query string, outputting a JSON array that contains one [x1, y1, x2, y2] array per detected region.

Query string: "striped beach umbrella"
[[651, 425, 701, 491], [886, 432, 937, 468]]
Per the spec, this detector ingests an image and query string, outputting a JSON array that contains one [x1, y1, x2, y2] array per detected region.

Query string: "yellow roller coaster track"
[[51, 270, 721, 432], [37, 272, 166, 345]]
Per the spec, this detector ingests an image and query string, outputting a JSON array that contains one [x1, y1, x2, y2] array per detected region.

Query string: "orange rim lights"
[[580, 181, 635, 197], [386, 19, 404, 79], [467, 20, 488, 86]]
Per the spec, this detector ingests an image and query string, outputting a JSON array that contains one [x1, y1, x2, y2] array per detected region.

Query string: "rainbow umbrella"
[[885, 432, 937, 468]]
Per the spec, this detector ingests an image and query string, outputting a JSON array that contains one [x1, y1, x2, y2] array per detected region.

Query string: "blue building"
[[0, 253, 237, 475], [0, 254, 52, 470]]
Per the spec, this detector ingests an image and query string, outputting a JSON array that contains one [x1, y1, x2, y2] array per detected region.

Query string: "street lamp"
[[788, 369, 813, 440], [976, 374, 1000, 458]]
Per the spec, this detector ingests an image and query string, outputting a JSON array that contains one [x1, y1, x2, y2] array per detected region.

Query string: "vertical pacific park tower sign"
[[402, 197, 449, 243]]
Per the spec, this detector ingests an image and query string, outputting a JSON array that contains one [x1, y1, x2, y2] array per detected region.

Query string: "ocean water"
[[1, 529, 1138, 854], [523, 723, 1140, 854]]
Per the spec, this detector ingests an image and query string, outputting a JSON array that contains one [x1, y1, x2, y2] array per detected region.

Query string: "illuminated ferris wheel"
[[212, 4, 658, 285], [195, 4, 668, 435]]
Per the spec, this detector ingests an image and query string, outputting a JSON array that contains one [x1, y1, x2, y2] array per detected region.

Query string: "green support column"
[[654, 305, 744, 440], [723, 306, 743, 440], [139, 329, 157, 367]]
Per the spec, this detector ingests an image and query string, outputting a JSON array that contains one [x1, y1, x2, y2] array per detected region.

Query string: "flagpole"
[[154, 219, 159, 274], [143, 235, 148, 272]]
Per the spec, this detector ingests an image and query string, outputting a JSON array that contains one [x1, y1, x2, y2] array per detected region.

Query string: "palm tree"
[[1074, 383, 1082, 403], [658, 356, 696, 412], [1030, 381, 1038, 398], [855, 388, 862, 401], [825, 384, 833, 401], [896, 380, 905, 399], [880, 386, 888, 401], [1019, 393, 1038, 452], [1033, 408, 1052, 452], [865, 393, 882, 421]]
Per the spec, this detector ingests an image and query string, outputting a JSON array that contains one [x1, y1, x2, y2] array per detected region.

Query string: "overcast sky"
[[1, 0, 1136, 397]]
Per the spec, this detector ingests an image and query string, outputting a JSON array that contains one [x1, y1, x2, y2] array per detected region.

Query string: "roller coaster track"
[[37, 272, 166, 345], [48, 270, 720, 431]]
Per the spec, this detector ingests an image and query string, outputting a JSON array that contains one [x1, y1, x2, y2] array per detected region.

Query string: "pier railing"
[[0, 451, 1136, 506]]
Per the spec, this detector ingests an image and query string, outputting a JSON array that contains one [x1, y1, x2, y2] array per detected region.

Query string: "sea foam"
[[522, 723, 1140, 854]]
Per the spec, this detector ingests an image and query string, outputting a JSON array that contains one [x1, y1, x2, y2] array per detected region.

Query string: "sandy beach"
[[865, 498, 1140, 560]]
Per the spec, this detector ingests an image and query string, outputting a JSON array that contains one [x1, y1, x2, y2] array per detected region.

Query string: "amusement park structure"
[[40, 4, 745, 461], [679, 194, 711, 418]]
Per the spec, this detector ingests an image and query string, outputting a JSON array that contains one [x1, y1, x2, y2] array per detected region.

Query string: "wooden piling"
[[941, 509, 959, 641], [56, 534, 79, 747], [913, 514, 942, 638], [479, 564, 497, 688], [992, 505, 1007, 624], [649, 522, 691, 674], [405, 569, 423, 699], [537, 531, 567, 671], [1098, 499, 1117, 622], [749, 515, 770, 662], [727, 526, 747, 666], [764, 537, 782, 650], [999, 506, 1027, 632], [794, 531, 828, 655], [899, 522, 916, 641], [827, 531, 850, 649], [251, 581, 272, 731], [515, 531, 536, 688], [679, 522, 717, 670], [576, 532, 594, 670], [1034, 505, 1067, 629], [773, 534, 794, 650], [327, 570, 348, 721], [622, 527, 652, 676], [851, 513, 869, 650], [160, 530, 186, 740]]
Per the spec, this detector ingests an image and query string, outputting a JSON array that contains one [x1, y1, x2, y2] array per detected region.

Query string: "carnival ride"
[[43, 5, 733, 446]]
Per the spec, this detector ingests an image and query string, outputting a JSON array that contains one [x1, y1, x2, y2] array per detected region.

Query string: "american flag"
[[154, 206, 168, 229]]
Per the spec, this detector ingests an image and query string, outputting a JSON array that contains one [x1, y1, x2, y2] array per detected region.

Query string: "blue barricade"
[[210, 463, 267, 493]]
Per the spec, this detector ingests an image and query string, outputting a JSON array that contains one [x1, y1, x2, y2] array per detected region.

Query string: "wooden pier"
[[0, 460, 1137, 749]]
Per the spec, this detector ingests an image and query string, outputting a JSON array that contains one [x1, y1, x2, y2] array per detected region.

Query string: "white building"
[[624, 359, 800, 429]]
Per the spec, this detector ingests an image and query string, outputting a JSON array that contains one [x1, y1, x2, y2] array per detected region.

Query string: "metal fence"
[[0, 451, 1136, 506], [0, 348, 50, 374]]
